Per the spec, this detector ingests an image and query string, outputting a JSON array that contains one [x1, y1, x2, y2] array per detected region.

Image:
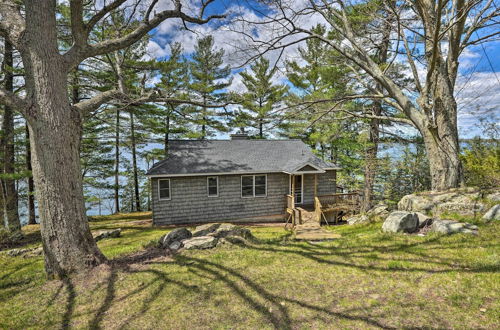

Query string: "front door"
[[291, 175, 303, 204]]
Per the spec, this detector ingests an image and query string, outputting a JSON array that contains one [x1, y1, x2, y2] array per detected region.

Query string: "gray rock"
[[398, 195, 434, 213], [223, 235, 249, 245], [7, 248, 31, 257], [430, 219, 478, 235], [168, 241, 183, 251], [414, 212, 433, 228], [433, 202, 485, 216], [192, 223, 221, 237], [347, 214, 370, 225], [94, 228, 122, 242], [367, 204, 389, 217], [209, 223, 254, 240], [382, 211, 418, 233], [6, 246, 43, 257], [397, 189, 493, 217], [486, 192, 500, 202], [182, 236, 218, 249], [160, 228, 192, 248], [482, 204, 500, 221]]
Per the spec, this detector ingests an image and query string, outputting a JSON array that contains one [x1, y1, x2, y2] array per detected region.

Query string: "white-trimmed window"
[[241, 175, 267, 198], [207, 176, 219, 197], [158, 179, 171, 200]]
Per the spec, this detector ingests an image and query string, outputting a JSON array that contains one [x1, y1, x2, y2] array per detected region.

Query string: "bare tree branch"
[[64, 1, 226, 69], [0, 86, 28, 115]]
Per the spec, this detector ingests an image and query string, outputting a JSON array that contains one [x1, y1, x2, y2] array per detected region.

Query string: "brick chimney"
[[230, 128, 249, 140]]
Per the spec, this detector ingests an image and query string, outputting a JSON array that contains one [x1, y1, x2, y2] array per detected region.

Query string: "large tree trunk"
[[25, 124, 36, 225], [361, 4, 393, 212], [21, 0, 105, 278], [421, 82, 462, 191], [0, 40, 20, 231], [361, 105, 380, 212]]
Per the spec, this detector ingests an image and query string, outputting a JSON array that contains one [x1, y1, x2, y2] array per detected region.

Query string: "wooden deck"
[[285, 191, 360, 240]]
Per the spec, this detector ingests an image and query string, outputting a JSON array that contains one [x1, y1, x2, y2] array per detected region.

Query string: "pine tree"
[[147, 43, 192, 153], [238, 57, 288, 138], [285, 24, 362, 190], [189, 36, 232, 139]]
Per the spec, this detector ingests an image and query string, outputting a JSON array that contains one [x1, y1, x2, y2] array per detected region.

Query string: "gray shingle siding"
[[151, 170, 337, 225]]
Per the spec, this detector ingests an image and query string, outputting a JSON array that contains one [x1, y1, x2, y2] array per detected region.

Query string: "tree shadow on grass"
[[174, 255, 394, 330], [253, 234, 500, 274], [52, 229, 498, 329]]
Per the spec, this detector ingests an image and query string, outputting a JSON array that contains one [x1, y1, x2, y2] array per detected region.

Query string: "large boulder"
[[382, 211, 418, 233], [430, 219, 478, 235], [160, 228, 192, 248], [347, 214, 369, 225], [192, 223, 221, 237], [93, 228, 121, 242], [398, 188, 493, 217], [482, 205, 500, 222], [182, 236, 218, 250], [367, 204, 390, 218], [414, 212, 433, 228], [208, 223, 254, 240]]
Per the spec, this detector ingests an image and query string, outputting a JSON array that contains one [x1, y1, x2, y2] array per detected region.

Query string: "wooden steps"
[[293, 209, 341, 241]]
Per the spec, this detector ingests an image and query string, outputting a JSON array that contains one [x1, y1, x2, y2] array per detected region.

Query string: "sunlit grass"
[[0, 213, 499, 329]]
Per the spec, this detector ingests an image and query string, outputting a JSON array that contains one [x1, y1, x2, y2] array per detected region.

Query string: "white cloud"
[[456, 71, 500, 137]]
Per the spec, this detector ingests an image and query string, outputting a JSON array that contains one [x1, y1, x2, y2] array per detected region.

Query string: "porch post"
[[314, 173, 318, 198]]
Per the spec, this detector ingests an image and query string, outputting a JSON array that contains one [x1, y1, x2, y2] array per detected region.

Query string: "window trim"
[[158, 178, 171, 201], [241, 174, 267, 198], [207, 176, 219, 197]]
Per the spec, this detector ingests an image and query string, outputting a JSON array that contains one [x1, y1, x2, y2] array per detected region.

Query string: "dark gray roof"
[[147, 139, 340, 176]]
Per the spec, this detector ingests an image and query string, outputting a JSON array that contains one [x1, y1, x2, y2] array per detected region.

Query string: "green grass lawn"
[[1, 213, 499, 329]]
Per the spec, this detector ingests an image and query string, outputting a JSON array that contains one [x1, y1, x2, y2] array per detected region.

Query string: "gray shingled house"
[[146, 135, 340, 225]]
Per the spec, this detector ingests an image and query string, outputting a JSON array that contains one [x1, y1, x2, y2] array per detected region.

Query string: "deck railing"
[[316, 192, 360, 209]]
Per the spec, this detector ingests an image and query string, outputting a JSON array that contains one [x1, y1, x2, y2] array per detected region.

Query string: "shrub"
[[461, 137, 500, 188]]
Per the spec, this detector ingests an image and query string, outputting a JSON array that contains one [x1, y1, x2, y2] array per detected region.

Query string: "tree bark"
[[114, 109, 120, 213], [361, 104, 381, 212], [130, 111, 141, 212], [361, 6, 392, 212], [420, 77, 462, 190], [25, 124, 36, 225], [0, 40, 20, 231], [20, 0, 105, 278]]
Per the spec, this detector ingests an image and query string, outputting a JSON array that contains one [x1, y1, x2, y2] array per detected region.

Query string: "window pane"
[[242, 185, 253, 197], [159, 180, 170, 200], [208, 186, 218, 196], [242, 176, 253, 187], [159, 180, 170, 190], [255, 175, 266, 185], [255, 185, 266, 196], [208, 177, 217, 187]]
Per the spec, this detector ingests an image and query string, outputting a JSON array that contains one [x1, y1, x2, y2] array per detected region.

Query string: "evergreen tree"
[[188, 36, 232, 139], [237, 57, 288, 138], [285, 24, 363, 190], [147, 43, 192, 154]]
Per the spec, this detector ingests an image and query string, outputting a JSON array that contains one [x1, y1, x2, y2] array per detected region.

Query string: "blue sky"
[[146, 0, 500, 139]]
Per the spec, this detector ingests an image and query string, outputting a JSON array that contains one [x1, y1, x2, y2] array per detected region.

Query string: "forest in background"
[[0, 0, 498, 277]]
